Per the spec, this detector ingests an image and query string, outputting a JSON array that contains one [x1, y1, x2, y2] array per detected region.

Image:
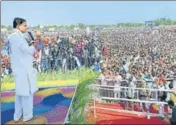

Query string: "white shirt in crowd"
[[114, 75, 122, 91], [99, 74, 106, 85]]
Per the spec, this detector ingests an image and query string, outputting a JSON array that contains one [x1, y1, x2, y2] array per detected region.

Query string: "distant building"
[[145, 21, 156, 28], [1, 28, 7, 32], [74, 27, 79, 31], [48, 28, 55, 31], [40, 25, 44, 29]]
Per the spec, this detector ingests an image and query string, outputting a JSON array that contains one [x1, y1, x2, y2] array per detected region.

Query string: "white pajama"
[[14, 94, 33, 122]]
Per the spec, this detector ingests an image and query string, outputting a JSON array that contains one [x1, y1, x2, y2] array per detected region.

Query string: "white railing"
[[64, 86, 78, 124], [94, 84, 173, 92], [90, 79, 175, 119]]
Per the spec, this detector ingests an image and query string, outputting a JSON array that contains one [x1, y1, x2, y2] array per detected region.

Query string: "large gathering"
[[1, 1, 176, 125], [1, 25, 176, 124]]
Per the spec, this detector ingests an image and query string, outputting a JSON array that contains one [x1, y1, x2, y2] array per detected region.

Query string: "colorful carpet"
[[1, 87, 76, 124]]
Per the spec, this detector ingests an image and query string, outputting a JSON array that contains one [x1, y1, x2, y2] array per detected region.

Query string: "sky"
[[1, 1, 176, 26]]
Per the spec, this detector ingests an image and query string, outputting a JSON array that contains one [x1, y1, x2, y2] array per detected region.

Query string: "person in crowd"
[[114, 71, 122, 98], [165, 100, 176, 125], [91, 61, 101, 72], [34, 31, 43, 72], [40, 37, 50, 72], [138, 81, 151, 119]]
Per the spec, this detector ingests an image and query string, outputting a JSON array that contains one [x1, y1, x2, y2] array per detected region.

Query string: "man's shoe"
[[24, 116, 37, 124], [14, 116, 22, 123], [159, 116, 165, 120], [14, 120, 19, 123]]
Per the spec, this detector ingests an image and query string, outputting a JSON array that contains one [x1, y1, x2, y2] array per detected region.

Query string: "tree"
[[7, 26, 13, 31], [78, 23, 85, 29], [69, 25, 75, 29], [154, 18, 176, 25], [1, 25, 5, 28]]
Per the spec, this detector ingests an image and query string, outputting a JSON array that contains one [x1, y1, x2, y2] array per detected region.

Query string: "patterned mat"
[[1, 87, 76, 124]]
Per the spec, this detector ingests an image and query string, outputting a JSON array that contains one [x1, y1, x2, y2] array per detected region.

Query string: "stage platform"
[[1, 87, 76, 124]]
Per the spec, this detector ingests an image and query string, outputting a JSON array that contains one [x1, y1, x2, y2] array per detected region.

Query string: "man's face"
[[36, 36, 40, 41], [169, 105, 173, 109], [18, 22, 27, 33], [36, 33, 41, 40]]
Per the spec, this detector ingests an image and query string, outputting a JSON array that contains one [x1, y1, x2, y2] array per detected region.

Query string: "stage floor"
[[1, 87, 76, 124]]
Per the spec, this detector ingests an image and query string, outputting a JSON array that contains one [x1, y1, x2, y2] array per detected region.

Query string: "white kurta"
[[8, 29, 38, 96]]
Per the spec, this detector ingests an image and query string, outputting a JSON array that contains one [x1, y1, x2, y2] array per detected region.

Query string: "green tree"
[[154, 18, 176, 25], [7, 25, 13, 31], [78, 23, 85, 29], [69, 25, 75, 29], [1, 25, 5, 28]]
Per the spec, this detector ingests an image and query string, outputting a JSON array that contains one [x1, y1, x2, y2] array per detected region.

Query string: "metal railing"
[[64, 85, 78, 124], [90, 78, 175, 119]]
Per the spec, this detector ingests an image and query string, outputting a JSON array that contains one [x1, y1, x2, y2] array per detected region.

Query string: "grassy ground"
[[1, 67, 91, 83], [1, 67, 100, 92]]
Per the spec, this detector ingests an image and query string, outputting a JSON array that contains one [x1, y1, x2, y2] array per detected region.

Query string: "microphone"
[[25, 31, 35, 46], [28, 31, 35, 41]]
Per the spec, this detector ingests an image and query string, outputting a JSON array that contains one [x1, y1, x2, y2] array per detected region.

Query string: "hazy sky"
[[1, 1, 176, 26]]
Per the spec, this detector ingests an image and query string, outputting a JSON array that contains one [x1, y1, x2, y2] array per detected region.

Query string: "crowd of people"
[[1, 28, 102, 77], [1, 26, 176, 123], [97, 27, 176, 124]]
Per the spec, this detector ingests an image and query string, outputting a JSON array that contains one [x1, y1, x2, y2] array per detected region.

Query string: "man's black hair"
[[168, 100, 175, 107], [13, 17, 26, 28], [169, 82, 173, 89]]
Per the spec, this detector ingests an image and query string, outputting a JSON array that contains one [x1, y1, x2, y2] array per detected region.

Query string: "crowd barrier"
[[90, 78, 175, 119]]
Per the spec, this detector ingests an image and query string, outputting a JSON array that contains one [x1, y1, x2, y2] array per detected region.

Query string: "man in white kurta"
[[8, 29, 38, 122]]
